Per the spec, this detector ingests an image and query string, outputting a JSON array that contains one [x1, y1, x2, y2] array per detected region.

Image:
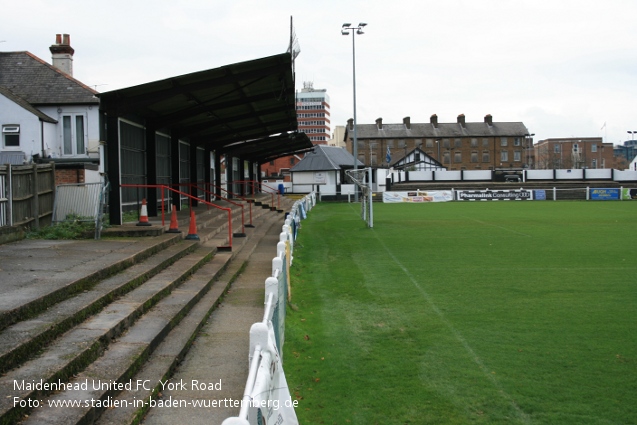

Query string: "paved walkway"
[[141, 225, 280, 424]]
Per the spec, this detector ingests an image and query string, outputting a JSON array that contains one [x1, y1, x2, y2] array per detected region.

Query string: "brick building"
[[261, 82, 331, 180], [535, 137, 614, 169], [345, 114, 532, 170]]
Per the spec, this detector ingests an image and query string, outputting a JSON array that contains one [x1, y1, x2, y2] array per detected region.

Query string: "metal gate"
[[52, 181, 109, 239]]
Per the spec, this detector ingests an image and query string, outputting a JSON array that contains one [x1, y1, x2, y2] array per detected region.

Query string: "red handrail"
[[170, 182, 247, 234], [200, 183, 255, 229], [233, 180, 281, 210], [121, 184, 233, 249]]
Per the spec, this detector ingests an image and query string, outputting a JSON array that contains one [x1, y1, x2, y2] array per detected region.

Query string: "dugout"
[[98, 52, 313, 224]]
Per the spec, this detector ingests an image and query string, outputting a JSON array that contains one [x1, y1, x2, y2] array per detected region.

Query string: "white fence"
[[386, 168, 637, 185], [222, 193, 316, 425]]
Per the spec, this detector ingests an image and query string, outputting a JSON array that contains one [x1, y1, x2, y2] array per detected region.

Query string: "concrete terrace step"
[[0, 233, 184, 332], [0, 244, 218, 424], [96, 212, 284, 425], [0, 204, 288, 425], [0, 239, 198, 374], [103, 198, 266, 239]]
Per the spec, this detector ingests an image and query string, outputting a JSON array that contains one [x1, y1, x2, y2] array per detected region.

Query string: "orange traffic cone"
[[166, 205, 181, 233], [185, 210, 200, 240], [136, 198, 152, 227]]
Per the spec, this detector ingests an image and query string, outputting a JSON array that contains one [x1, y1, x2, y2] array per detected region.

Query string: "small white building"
[[290, 145, 363, 199]]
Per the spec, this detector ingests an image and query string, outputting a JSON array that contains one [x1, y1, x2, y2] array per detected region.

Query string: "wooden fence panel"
[[0, 163, 55, 229]]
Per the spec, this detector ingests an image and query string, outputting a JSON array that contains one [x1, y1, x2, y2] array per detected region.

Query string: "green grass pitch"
[[284, 200, 636, 424]]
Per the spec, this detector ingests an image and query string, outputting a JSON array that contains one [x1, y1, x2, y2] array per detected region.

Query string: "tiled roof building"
[[345, 114, 533, 170]]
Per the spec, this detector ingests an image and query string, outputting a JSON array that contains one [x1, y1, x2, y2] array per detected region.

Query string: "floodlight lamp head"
[[342, 23, 352, 28], [359, 22, 367, 27], [341, 30, 348, 35], [357, 29, 364, 35]]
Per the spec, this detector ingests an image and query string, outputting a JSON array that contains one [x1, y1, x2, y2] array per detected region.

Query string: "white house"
[[0, 34, 100, 164], [290, 145, 363, 199]]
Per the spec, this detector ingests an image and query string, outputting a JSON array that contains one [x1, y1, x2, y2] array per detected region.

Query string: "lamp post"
[[628, 130, 637, 141], [342, 22, 367, 201], [435, 139, 441, 167]]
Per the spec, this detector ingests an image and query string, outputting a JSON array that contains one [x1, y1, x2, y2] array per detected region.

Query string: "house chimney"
[[376, 118, 383, 129], [430, 114, 438, 128], [49, 34, 74, 76], [484, 114, 493, 126], [347, 118, 354, 130], [457, 114, 466, 127], [403, 116, 411, 129]]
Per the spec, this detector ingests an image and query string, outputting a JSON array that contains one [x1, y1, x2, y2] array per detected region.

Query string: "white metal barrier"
[[222, 192, 316, 425]]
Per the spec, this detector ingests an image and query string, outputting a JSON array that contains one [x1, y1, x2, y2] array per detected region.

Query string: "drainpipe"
[[40, 119, 45, 159]]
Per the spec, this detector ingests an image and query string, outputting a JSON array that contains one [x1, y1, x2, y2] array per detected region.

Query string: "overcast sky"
[[2, 0, 636, 145]]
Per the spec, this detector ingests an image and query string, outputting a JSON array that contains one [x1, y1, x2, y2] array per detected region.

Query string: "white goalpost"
[[345, 167, 374, 228]]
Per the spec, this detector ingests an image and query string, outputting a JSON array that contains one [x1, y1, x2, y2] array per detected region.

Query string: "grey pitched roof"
[[290, 145, 363, 172], [348, 121, 530, 139], [0, 51, 98, 105], [0, 86, 57, 123]]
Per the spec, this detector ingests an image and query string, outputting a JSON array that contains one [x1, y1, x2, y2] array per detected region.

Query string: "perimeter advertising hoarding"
[[457, 190, 533, 201], [383, 191, 453, 203], [590, 188, 620, 200], [623, 188, 637, 200]]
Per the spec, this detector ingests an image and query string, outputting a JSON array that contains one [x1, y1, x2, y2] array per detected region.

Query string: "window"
[[290, 157, 295, 165], [425, 139, 434, 148], [2, 125, 20, 148], [471, 138, 478, 148], [501, 137, 508, 146], [514, 137, 521, 146], [482, 152, 490, 162], [514, 151, 521, 161], [442, 139, 450, 148], [591, 144, 597, 152], [573, 144, 579, 152], [554, 145, 561, 153], [471, 152, 478, 163], [415, 152, 421, 162], [62, 114, 86, 156], [443, 152, 450, 164], [592, 158, 597, 169], [454, 138, 462, 148], [454, 152, 462, 163], [501, 151, 508, 162], [483, 138, 490, 147]]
